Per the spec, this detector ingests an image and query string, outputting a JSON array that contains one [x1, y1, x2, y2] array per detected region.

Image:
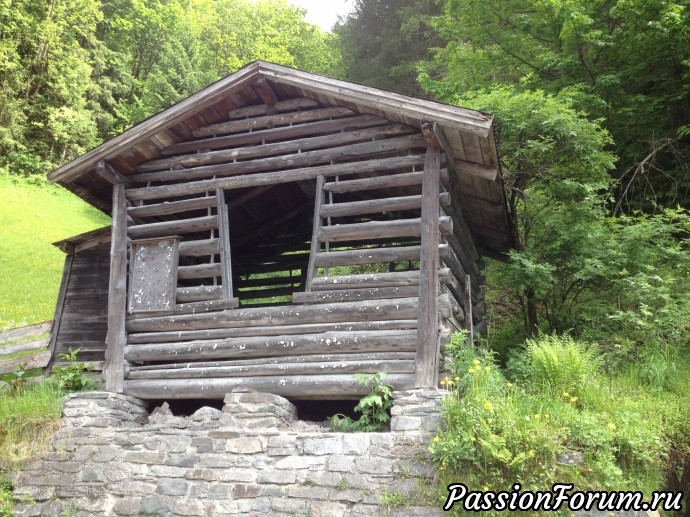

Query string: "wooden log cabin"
[[46, 61, 513, 401]]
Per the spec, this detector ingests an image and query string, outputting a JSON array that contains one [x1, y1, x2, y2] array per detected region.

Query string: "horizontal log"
[[127, 358, 415, 380], [323, 169, 449, 194], [123, 373, 416, 400], [126, 155, 427, 202], [313, 244, 449, 268], [127, 320, 418, 344], [0, 321, 51, 343], [163, 114, 390, 155], [453, 158, 498, 181], [124, 329, 417, 362], [193, 107, 355, 137], [312, 269, 451, 290], [176, 285, 223, 303], [0, 351, 52, 375], [320, 193, 450, 219], [136, 124, 416, 173], [0, 338, 49, 358], [130, 134, 427, 184], [293, 286, 420, 304], [125, 297, 421, 333], [177, 263, 222, 280], [128, 298, 239, 319], [318, 216, 452, 243], [178, 238, 220, 257], [128, 215, 217, 239], [130, 351, 414, 371], [127, 197, 217, 218], [228, 97, 320, 120]]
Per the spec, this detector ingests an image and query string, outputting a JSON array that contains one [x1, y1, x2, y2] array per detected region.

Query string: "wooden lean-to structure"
[[47, 62, 513, 400]]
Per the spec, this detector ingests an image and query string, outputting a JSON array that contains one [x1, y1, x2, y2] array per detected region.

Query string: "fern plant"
[[526, 334, 601, 395]]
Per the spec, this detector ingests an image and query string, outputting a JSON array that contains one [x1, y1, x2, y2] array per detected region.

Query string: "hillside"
[[0, 174, 110, 330]]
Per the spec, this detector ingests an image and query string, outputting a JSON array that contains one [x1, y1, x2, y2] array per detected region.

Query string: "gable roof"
[[48, 61, 513, 254]]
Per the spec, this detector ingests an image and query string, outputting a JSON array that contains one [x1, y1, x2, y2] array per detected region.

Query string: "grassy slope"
[[0, 174, 110, 330]]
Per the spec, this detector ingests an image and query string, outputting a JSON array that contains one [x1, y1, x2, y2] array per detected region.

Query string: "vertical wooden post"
[[216, 188, 234, 299], [464, 273, 474, 345], [305, 175, 325, 292], [105, 182, 127, 393], [416, 145, 441, 388]]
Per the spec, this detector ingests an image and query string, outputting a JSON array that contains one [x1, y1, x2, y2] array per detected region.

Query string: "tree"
[[425, 0, 690, 212], [335, 0, 442, 95]]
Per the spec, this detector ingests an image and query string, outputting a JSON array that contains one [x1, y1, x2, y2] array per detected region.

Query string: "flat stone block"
[[156, 478, 190, 496], [302, 436, 342, 455], [225, 437, 266, 454], [286, 485, 329, 499], [275, 456, 325, 470], [309, 501, 348, 517], [257, 470, 297, 485], [232, 483, 263, 498]]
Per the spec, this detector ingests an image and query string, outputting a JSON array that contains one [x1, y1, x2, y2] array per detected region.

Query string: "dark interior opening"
[[291, 399, 359, 423], [149, 398, 224, 417]]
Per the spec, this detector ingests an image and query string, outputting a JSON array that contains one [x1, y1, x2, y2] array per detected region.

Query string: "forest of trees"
[[1, 0, 688, 353]]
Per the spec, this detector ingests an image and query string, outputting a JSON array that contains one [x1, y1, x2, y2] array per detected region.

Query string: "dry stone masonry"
[[12, 390, 446, 516]]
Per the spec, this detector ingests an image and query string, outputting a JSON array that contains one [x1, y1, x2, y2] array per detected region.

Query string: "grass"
[[0, 173, 110, 330]]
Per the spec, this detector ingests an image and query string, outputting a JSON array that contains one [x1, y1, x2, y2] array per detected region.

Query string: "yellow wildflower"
[[570, 396, 578, 403], [607, 422, 616, 430], [484, 401, 493, 411], [483, 486, 489, 491], [534, 414, 541, 420], [470, 436, 476, 442], [440, 379, 446, 386], [433, 436, 440, 443], [447, 380, 454, 386], [506, 382, 513, 388], [454, 376, 460, 381], [563, 391, 570, 398], [562, 434, 568, 441], [485, 366, 491, 373], [473, 359, 481, 366], [468, 368, 475, 374], [528, 450, 535, 457]]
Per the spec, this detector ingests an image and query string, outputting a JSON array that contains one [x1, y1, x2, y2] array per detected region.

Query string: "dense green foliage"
[[0, 0, 340, 176], [432, 334, 689, 514]]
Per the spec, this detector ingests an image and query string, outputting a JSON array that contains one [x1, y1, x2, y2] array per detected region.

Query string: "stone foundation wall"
[[12, 390, 445, 517]]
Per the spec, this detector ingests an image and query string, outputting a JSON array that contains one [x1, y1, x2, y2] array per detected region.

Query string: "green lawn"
[[0, 174, 110, 330]]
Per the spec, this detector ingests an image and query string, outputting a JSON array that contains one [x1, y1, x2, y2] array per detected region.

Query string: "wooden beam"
[[227, 97, 319, 120], [135, 124, 416, 174], [127, 320, 418, 344], [178, 238, 220, 257], [124, 329, 417, 362], [45, 255, 73, 373], [128, 215, 217, 239], [251, 76, 279, 107], [125, 297, 422, 333], [126, 155, 427, 202], [105, 183, 127, 393], [320, 193, 450, 219], [293, 286, 419, 304], [454, 158, 498, 181], [176, 285, 223, 303], [123, 373, 416, 400], [128, 357, 415, 380], [127, 197, 217, 218], [177, 263, 222, 280], [216, 189, 233, 299], [129, 134, 427, 184], [126, 298, 239, 320], [317, 216, 452, 243], [163, 114, 388, 155], [464, 274, 474, 345], [311, 269, 451, 291], [313, 244, 449, 268], [95, 160, 131, 186], [193, 107, 354, 138], [416, 145, 441, 388], [305, 175, 325, 292]]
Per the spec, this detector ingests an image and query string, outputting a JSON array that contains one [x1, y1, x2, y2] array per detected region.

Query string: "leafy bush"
[[329, 372, 393, 432], [52, 348, 98, 393], [525, 334, 601, 396], [431, 336, 669, 515]]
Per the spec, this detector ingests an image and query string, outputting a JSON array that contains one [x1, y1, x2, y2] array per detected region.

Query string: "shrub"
[[329, 372, 393, 432]]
